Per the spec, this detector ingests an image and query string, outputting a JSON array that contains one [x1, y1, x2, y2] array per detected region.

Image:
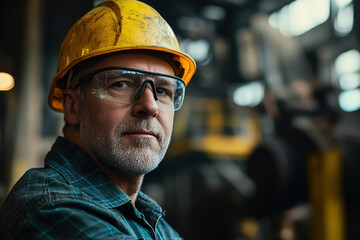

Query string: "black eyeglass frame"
[[75, 66, 186, 111]]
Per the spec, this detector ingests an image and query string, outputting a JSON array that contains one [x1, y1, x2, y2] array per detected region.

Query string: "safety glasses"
[[78, 67, 186, 111]]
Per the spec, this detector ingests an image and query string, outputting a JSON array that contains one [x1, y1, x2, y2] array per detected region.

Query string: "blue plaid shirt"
[[0, 137, 182, 240]]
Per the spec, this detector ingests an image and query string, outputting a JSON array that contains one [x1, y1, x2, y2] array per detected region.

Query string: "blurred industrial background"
[[1, 0, 360, 239]]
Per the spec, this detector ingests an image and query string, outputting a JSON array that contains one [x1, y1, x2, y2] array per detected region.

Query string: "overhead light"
[[338, 73, 360, 90], [338, 89, 360, 112], [180, 39, 211, 63], [334, 4, 354, 36], [93, 0, 106, 6], [232, 82, 264, 107], [0, 72, 15, 91], [202, 5, 226, 21], [334, 0, 352, 8], [269, 0, 330, 36], [335, 49, 360, 76]]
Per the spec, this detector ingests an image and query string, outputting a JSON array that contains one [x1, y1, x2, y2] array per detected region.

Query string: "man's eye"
[[110, 81, 128, 88], [156, 87, 172, 97]]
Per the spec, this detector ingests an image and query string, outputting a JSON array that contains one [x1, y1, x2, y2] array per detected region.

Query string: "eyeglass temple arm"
[[134, 79, 158, 101]]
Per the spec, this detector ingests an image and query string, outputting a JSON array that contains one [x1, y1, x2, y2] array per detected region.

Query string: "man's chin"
[[110, 149, 162, 172], [117, 138, 157, 152], [122, 162, 160, 176], [122, 141, 161, 154]]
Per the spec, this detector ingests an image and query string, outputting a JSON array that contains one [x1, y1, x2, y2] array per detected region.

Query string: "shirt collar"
[[45, 136, 131, 208]]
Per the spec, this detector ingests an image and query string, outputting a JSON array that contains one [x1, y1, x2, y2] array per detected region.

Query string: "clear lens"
[[88, 67, 185, 111]]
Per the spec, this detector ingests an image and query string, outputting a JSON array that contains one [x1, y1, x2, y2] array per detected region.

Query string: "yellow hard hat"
[[48, 0, 196, 112]]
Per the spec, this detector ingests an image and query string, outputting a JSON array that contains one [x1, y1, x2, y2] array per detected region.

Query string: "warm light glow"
[[269, 0, 330, 36], [0, 72, 15, 91], [338, 89, 360, 112]]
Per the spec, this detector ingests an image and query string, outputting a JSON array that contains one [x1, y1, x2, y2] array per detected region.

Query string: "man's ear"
[[62, 89, 81, 125]]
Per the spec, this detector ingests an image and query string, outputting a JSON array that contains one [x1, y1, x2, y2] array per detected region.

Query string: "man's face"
[[77, 53, 175, 176]]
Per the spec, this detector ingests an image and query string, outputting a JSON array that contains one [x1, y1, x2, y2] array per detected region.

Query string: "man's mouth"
[[123, 129, 158, 139]]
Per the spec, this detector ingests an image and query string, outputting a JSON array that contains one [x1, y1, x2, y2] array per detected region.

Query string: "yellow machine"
[[169, 97, 261, 158]]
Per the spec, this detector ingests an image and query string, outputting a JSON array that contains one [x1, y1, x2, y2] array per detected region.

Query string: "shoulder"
[[3, 166, 77, 204], [0, 168, 143, 239], [0, 167, 87, 239], [2, 167, 69, 205]]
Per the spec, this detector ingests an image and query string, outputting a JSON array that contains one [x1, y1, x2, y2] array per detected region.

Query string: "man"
[[0, 0, 196, 239]]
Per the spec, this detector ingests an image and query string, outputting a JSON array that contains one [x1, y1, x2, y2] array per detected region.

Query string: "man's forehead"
[[83, 53, 175, 75]]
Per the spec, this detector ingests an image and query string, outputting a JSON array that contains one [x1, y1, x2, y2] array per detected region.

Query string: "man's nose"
[[132, 80, 159, 117], [135, 80, 158, 101]]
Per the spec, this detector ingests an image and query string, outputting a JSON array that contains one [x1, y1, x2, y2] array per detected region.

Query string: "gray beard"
[[80, 113, 171, 176]]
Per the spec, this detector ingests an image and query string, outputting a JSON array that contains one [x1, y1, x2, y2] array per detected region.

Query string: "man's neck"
[[109, 170, 144, 204], [92, 158, 144, 204]]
